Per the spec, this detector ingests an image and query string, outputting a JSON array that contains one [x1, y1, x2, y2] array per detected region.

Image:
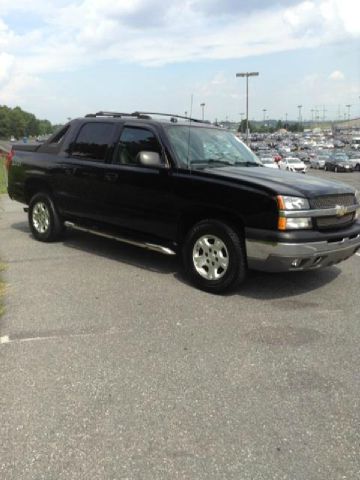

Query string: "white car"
[[348, 153, 360, 171], [279, 157, 307, 173], [260, 157, 278, 169]]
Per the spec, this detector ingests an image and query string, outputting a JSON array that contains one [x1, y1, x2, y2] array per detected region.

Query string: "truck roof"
[[78, 111, 215, 128]]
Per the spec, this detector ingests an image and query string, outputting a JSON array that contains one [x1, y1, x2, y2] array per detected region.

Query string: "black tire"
[[356, 164, 360, 172], [28, 192, 63, 242], [182, 220, 246, 294]]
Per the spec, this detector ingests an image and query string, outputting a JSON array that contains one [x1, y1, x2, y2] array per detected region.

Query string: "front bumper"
[[246, 226, 360, 272]]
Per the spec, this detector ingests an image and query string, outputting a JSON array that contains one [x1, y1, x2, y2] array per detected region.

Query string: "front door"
[[100, 124, 179, 241]]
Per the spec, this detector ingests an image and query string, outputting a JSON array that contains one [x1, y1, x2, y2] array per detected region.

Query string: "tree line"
[[238, 119, 304, 134], [0, 105, 57, 140]]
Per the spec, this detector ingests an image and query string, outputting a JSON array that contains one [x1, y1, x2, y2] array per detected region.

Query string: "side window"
[[49, 125, 70, 145], [113, 127, 162, 165], [70, 123, 115, 162]]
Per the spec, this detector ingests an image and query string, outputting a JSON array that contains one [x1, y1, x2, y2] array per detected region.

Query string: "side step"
[[64, 221, 176, 256]]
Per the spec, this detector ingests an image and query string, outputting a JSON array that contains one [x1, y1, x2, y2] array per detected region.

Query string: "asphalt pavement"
[[1, 170, 360, 479]]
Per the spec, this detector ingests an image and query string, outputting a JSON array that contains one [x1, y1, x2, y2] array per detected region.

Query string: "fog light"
[[291, 258, 302, 268]]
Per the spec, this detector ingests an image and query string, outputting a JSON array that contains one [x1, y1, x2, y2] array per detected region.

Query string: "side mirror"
[[137, 151, 164, 167]]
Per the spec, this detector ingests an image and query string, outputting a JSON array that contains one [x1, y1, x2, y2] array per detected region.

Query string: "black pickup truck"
[[6, 111, 360, 293]]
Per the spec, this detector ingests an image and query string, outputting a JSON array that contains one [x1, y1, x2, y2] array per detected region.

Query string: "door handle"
[[104, 172, 119, 182], [64, 166, 77, 175]]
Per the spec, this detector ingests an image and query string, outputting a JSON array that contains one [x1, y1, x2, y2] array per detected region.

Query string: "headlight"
[[277, 195, 311, 230], [355, 191, 360, 219], [277, 195, 310, 210], [285, 217, 312, 229], [355, 190, 360, 205]]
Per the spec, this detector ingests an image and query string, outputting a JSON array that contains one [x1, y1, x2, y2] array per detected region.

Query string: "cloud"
[[0, 0, 359, 115], [329, 70, 345, 80], [0, 52, 15, 83], [2, 1, 360, 68]]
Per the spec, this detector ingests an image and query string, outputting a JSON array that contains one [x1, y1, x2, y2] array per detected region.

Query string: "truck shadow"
[[12, 221, 342, 298], [175, 265, 342, 299], [11, 221, 179, 275]]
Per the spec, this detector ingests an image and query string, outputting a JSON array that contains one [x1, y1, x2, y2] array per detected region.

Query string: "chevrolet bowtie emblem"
[[335, 205, 347, 217]]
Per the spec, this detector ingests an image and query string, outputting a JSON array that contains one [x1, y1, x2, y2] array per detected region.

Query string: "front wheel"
[[28, 192, 63, 242], [182, 220, 246, 293]]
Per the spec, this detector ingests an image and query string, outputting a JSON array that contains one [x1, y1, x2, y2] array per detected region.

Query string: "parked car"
[[6, 111, 360, 293], [259, 157, 278, 169], [279, 157, 307, 173], [325, 154, 353, 172], [310, 155, 328, 169], [347, 152, 360, 171]]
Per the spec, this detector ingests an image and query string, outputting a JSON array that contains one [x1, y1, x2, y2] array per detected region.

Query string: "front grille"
[[310, 194, 356, 209], [315, 213, 355, 230], [311, 194, 356, 230]]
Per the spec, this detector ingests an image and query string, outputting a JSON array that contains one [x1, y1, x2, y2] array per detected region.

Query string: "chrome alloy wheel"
[[32, 202, 50, 234], [192, 235, 229, 280]]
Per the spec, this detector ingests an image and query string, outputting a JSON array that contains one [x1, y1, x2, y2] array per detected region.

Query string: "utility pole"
[[236, 71, 259, 143], [200, 103, 205, 121]]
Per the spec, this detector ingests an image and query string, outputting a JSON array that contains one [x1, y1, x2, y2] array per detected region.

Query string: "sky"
[[0, 0, 359, 124]]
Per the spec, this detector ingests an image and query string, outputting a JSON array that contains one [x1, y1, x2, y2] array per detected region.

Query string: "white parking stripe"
[[0, 330, 113, 345]]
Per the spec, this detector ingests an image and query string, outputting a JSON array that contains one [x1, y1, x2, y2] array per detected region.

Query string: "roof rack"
[[133, 112, 204, 123], [85, 111, 205, 123], [85, 111, 152, 119]]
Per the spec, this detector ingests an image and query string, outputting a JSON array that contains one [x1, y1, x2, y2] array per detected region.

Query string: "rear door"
[[57, 121, 118, 220]]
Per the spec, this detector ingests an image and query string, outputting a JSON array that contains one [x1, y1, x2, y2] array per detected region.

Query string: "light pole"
[[238, 113, 245, 133], [297, 105, 302, 124], [346, 104, 351, 120], [236, 71, 259, 143], [200, 103, 205, 121], [262, 108, 267, 123]]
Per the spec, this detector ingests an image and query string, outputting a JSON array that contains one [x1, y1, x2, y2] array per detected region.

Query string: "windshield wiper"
[[190, 158, 235, 168], [238, 161, 262, 167]]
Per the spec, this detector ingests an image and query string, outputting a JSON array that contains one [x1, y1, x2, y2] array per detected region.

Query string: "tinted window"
[[71, 123, 115, 162], [113, 127, 161, 165]]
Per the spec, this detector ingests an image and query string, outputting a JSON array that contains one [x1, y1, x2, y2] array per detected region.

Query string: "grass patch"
[[0, 157, 7, 194], [0, 264, 5, 318]]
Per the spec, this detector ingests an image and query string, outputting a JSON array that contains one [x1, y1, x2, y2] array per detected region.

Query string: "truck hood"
[[204, 166, 355, 198]]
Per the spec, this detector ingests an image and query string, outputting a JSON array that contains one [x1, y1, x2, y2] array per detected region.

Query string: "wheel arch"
[[24, 178, 53, 204], [177, 208, 245, 245]]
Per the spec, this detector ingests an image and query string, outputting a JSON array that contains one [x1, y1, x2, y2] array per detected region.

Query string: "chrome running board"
[[64, 221, 176, 256]]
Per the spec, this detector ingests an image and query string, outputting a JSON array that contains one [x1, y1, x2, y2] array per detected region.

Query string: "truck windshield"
[[166, 125, 262, 168]]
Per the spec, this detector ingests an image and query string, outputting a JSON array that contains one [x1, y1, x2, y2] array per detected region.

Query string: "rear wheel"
[[28, 192, 63, 242], [182, 220, 246, 293]]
